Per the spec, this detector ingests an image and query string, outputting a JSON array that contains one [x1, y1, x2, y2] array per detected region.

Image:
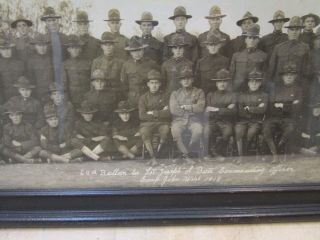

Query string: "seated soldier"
[[139, 70, 170, 165], [263, 63, 302, 161], [169, 67, 205, 163], [1, 103, 41, 163], [4, 76, 44, 129], [203, 69, 237, 159], [83, 69, 117, 122], [112, 101, 143, 159], [235, 69, 268, 157], [71, 101, 113, 161], [39, 106, 82, 163]]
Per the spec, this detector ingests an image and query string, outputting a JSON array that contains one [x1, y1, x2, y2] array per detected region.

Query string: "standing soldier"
[[258, 10, 289, 63], [169, 67, 205, 163], [73, 11, 101, 62], [225, 11, 258, 59], [27, 33, 54, 100], [195, 35, 229, 94], [121, 36, 159, 107], [300, 13, 320, 49], [163, 6, 198, 64], [0, 38, 25, 103], [62, 35, 91, 108], [135, 12, 163, 65], [161, 34, 193, 93], [102, 9, 129, 61], [198, 5, 230, 58], [230, 24, 267, 92], [139, 70, 170, 165], [91, 32, 124, 102]]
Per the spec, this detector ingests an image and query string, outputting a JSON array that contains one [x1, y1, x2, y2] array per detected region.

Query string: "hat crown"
[[246, 23, 260, 36], [67, 34, 82, 45], [33, 33, 49, 43], [48, 82, 63, 92], [43, 6, 56, 16], [15, 76, 33, 87], [117, 100, 133, 111], [216, 69, 231, 79], [101, 32, 116, 42], [178, 66, 193, 79], [273, 10, 286, 20], [141, 12, 153, 21], [91, 69, 105, 80], [282, 62, 298, 73], [108, 9, 121, 20], [169, 33, 186, 46], [209, 5, 221, 16], [43, 105, 57, 118], [243, 11, 254, 19], [174, 6, 187, 16], [205, 34, 225, 44], [248, 68, 263, 79], [76, 11, 89, 21], [78, 100, 96, 113], [128, 36, 144, 49], [4, 102, 23, 114], [288, 16, 303, 27], [147, 69, 161, 80]]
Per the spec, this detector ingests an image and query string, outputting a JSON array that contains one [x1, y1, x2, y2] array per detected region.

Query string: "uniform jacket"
[[238, 90, 268, 121], [73, 118, 111, 139], [45, 32, 69, 61], [198, 29, 230, 58], [300, 31, 315, 50], [79, 34, 102, 62], [13, 34, 33, 64], [112, 117, 140, 139], [139, 35, 163, 65], [225, 35, 246, 59]]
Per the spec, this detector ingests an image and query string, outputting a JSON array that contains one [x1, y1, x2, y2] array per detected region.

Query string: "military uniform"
[[300, 13, 320, 49]]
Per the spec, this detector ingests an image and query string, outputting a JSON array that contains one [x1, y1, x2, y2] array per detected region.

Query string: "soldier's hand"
[[12, 140, 22, 147], [76, 134, 85, 139], [244, 106, 250, 111], [183, 105, 193, 111], [275, 103, 283, 108], [293, 100, 299, 105], [92, 136, 106, 142], [163, 106, 169, 110], [258, 103, 265, 108], [59, 142, 66, 148], [147, 111, 154, 115], [134, 132, 141, 137], [61, 153, 72, 160], [227, 104, 235, 109], [113, 135, 128, 141]]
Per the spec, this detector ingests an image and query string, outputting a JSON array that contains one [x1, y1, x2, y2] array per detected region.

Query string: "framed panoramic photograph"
[[0, 0, 320, 227]]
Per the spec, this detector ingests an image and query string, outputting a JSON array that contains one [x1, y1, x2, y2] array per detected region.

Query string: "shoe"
[[182, 154, 195, 165]]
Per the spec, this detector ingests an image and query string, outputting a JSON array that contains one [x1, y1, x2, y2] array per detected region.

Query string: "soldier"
[[195, 35, 229, 94], [135, 12, 163, 65], [198, 6, 230, 58], [139, 70, 170, 165], [62, 34, 91, 108], [163, 6, 198, 64], [225, 11, 258, 59], [161, 34, 193, 93], [1, 103, 40, 163], [263, 63, 302, 160], [0, 38, 24, 103], [258, 10, 289, 63], [311, 28, 320, 77], [91, 32, 124, 101], [102, 9, 129, 61], [27, 33, 55, 100], [112, 101, 142, 159], [169, 68, 205, 163], [121, 36, 159, 107], [203, 69, 237, 159], [4, 76, 44, 129], [300, 13, 320, 49], [230, 24, 267, 92], [235, 69, 268, 156], [71, 100, 113, 161], [39, 106, 82, 163], [10, 15, 34, 64], [83, 69, 117, 122], [73, 11, 101, 62]]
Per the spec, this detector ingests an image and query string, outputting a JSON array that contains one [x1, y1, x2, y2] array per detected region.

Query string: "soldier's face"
[[50, 91, 64, 105], [313, 107, 320, 117], [140, 22, 154, 35], [92, 79, 105, 90], [180, 77, 193, 88], [174, 17, 187, 30], [171, 46, 184, 58], [16, 21, 30, 35], [45, 18, 60, 32], [287, 28, 301, 40], [147, 80, 161, 93], [0, 48, 12, 58], [130, 49, 144, 60], [216, 80, 228, 90], [245, 36, 259, 48], [101, 43, 115, 55], [304, 17, 316, 30], [77, 22, 89, 35], [46, 116, 59, 128], [35, 44, 48, 55], [119, 112, 130, 122], [273, 21, 285, 31], [208, 18, 222, 30], [282, 73, 297, 85], [206, 43, 221, 54], [81, 113, 94, 122], [67, 46, 82, 58], [248, 80, 261, 91], [108, 21, 121, 33], [241, 19, 254, 33], [9, 113, 23, 125], [18, 88, 32, 98]]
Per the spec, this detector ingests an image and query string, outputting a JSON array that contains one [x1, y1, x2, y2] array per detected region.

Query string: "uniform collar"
[[246, 47, 257, 53], [176, 29, 186, 34], [142, 34, 152, 39], [273, 30, 283, 34]]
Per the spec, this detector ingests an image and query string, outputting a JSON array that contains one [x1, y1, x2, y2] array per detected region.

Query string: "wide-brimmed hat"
[[301, 13, 320, 27], [41, 7, 61, 21], [0, 38, 15, 48], [248, 69, 263, 80], [169, 6, 192, 20], [211, 69, 231, 81], [236, 11, 259, 26], [285, 16, 304, 29], [90, 69, 106, 81], [124, 36, 148, 51], [11, 15, 33, 28], [205, 6, 226, 19], [13, 76, 35, 88], [100, 32, 118, 44], [48, 82, 65, 93], [167, 34, 188, 47], [269, 10, 290, 23], [43, 105, 58, 119], [136, 12, 158, 26], [177, 67, 194, 80], [243, 24, 260, 37], [64, 34, 84, 47], [202, 34, 226, 45], [114, 101, 135, 113], [77, 101, 98, 114], [147, 69, 161, 82], [30, 33, 50, 45], [104, 9, 123, 21], [3, 104, 24, 115], [73, 11, 92, 23], [279, 62, 298, 74]]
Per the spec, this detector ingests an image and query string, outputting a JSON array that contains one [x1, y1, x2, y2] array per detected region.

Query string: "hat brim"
[[279, 71, 298, 75], [104, 18, 124, 22], [124, 44, 148, 51], [13, 84, 36, 88], [210, 78, 231, 81], [236, 16, 259, 26], [135, 20, 159, 26], [243, 33, 260, 37], [114, 108, 135, 113], [30, 41, 50, 45], [268, 18, 290, 23], [167, 43, 188, 47], [284, 25, 304, 29], [301, 14, 320, 27], [64, 43, 84, 47], [169, 14, 192, 20], [73, 20, 93, 23], [205, 14, 226, 19], [202, 40, 226, 45], [11, 19, 33, 28], [3, 110, 23, 115], [41, 15, 62, 21], [99, 40, 118, 44], [45, 114, 58, 119], [77, 109, 98, 114], [177, 75, 194, 80], [0, 44, 16, 48]]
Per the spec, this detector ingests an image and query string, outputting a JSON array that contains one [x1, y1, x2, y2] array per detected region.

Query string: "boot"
[[92, 144, 104, 155], [51, 154, 69, 163], [81, 146, 100, 161]]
